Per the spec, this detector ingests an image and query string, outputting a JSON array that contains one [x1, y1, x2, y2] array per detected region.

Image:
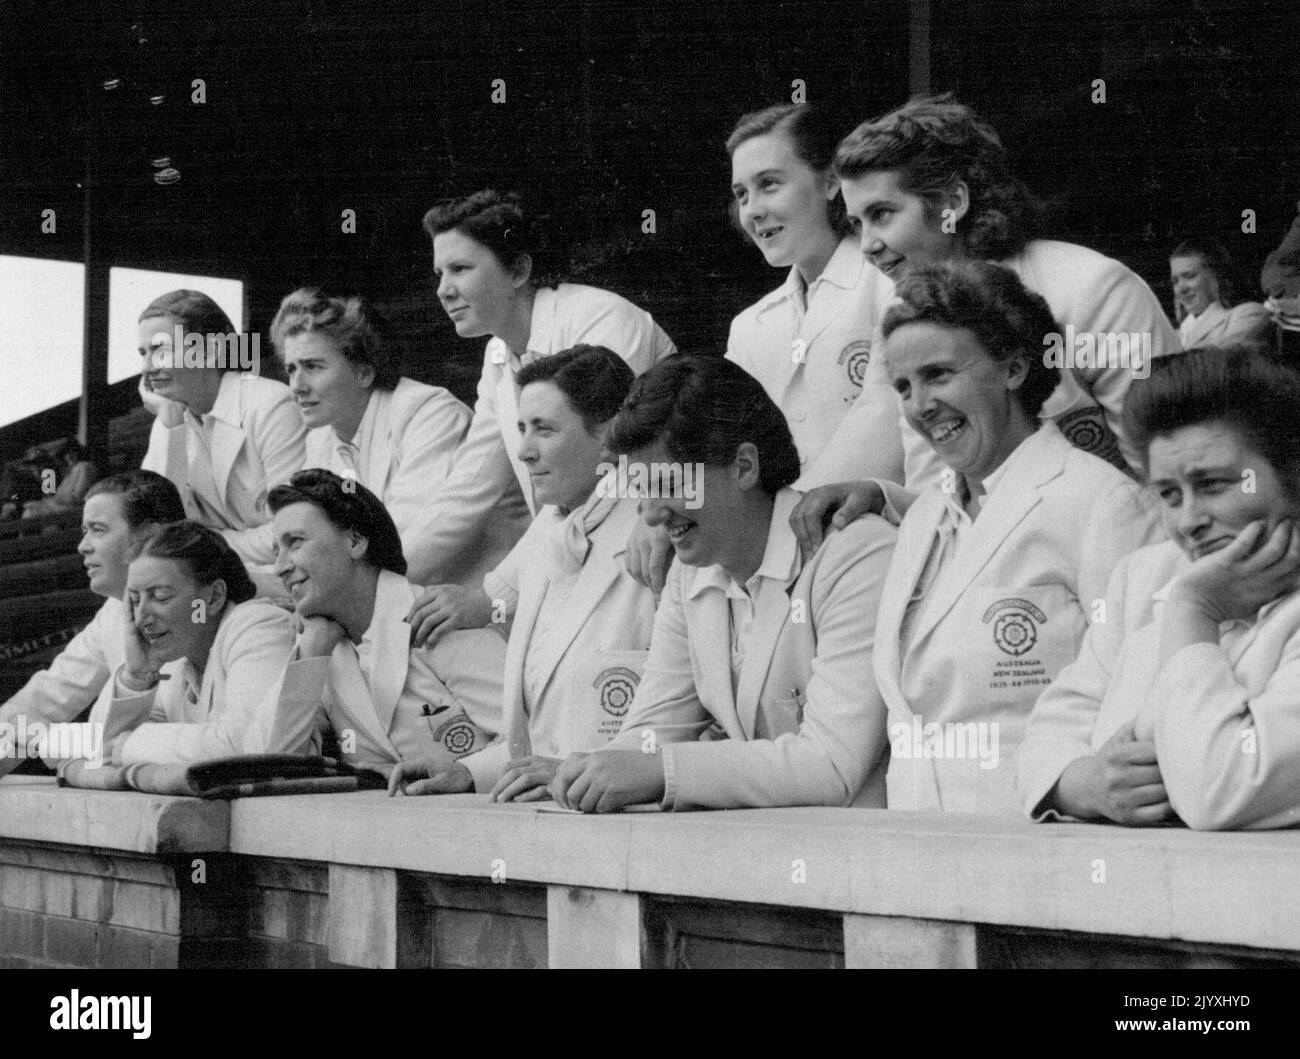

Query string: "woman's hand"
[[790, 480, 884, 562], [550, 749, 666, 813], [407, 584, 494, 646], [625, 515, 673, 594], [298, 614, 348, 659], [387, 759, 474, 797], [1050, 722, 1173, 825], [120, 595, 167, 692], [490, 755, 562, 802], [1169, 519, 1300, 624]]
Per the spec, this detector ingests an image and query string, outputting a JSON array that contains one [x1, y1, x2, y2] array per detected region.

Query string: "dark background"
[[1, 0, 1297, 458]]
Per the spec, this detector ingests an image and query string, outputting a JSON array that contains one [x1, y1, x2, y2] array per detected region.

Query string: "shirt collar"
[[185, 372, 241, 428], [754, 237, 861, 321], [688, 488, 802, 600], [334, 387, 380, 452]]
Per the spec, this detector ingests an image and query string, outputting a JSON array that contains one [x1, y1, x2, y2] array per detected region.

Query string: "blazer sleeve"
[[1059, 260, 1181, 471], [1016, 554, 1135, 818], [604, 563, 714, 751], [0, 604, 115, 777], [427, 626, 508, 739], [1151, 612, 1300, 831], [384, 391, 473, 578], [798, 377, 906, 488], [119, 605, 296, 764], [457, 740, 512, 794], [402, 349, 522, 585], [662, 519, 896, 810], [564, 294, 677, 375], [218, 386, 308, 566], [242, 653, 330, 756], [1075, 476, 1162, 618]]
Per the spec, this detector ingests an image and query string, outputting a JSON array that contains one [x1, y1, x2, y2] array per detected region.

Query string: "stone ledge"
[[227, 792, 1300, 952], [0, 776, 228, 854]]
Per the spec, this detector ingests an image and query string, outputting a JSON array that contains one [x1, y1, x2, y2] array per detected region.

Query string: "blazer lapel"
[[369, 571, 413, 735], [364, 389, 395, 494], [910, 431, 1065, 646], [328, 641, 395, 755], [733, 577, 795, 737]]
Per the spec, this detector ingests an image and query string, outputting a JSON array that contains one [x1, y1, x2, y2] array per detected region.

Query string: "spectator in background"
[[0, 471, 184, 778], [1169, 238, 1271, 349], [139, 289, 306, 579], [832, 93, 1181, 484], [22, 439, 98, 520], [270, 288, 473, 585], [1018, 347, 1300, 830]]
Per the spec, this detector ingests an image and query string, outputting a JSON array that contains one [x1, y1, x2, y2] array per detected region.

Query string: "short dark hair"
[[726, 103, 851, 237], [606, 355, 801, 497], [269, 288, 400, 390], [86, 470, 185, 528], [138, 290, 243, 372], [134, 520, 256, 605], [422, 189, 560, 288], [515, 344, 635, 433], [835, 93, 1040, 261], [882, 260, 1062, 419], [1124, 345, 1300, 501], [267, 468, 407, 575]]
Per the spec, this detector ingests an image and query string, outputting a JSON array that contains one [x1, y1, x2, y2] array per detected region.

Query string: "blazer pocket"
[[964, 584, 1086, 705], [579, 649, 650, 744]]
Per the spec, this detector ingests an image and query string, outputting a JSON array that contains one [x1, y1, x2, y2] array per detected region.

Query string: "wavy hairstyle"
[[835, 93, 1040, 261], [882, 260, 1062, 418]]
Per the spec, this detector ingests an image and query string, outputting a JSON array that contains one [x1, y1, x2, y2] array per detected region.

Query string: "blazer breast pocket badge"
[[420, 703, 490, 764]]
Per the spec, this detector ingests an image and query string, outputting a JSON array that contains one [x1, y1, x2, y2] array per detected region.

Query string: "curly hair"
[[834, 94, 1040, 261], [422, 189, 562, 288], [725, 103, 852, 238], [606, 355, 801, 497], [269, 288, 399, 390], [882, 260, 1062, 418]]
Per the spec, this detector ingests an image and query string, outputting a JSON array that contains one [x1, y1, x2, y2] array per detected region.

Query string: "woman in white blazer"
[[139, 290, 306, 570], [725, 103, 902, 488], [391, 345, 658, 800], [1018, 347, 1300, 830], [864, 262, 1161, 816], [94, 520, 295, 765], [401, 190, 677, 594], [0, 471, 184, 777], [833, 94, 1181, 487], [550, 356, 896, 813], [269, 288, 475, 585], [1170, 238, 1272, 350]]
